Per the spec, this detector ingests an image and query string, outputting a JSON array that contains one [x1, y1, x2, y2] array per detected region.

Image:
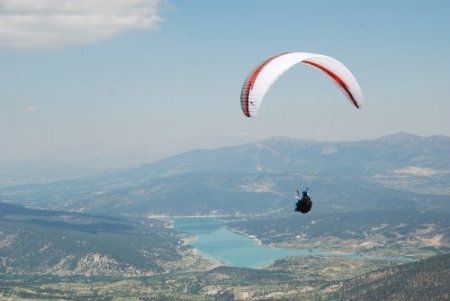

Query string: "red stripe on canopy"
[[303, 60, 360, 108], [241, 52, 291, 117]]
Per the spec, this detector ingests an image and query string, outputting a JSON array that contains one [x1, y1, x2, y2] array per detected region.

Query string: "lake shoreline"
[[171, 216, 315, 269], [157, 216, 422, 269]]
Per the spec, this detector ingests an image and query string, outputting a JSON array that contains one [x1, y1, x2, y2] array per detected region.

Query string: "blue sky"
[[1, 0, 449, 168]]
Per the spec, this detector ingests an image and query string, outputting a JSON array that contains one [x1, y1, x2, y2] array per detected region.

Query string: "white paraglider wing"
[[240, 52, 363, 117]]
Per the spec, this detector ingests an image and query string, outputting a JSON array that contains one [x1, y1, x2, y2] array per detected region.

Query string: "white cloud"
[[0, 0, 164, 48]]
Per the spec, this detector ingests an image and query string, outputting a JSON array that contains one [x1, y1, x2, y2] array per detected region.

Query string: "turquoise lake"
[[173, 217, 416, 269], [173, 217, 326, 268]]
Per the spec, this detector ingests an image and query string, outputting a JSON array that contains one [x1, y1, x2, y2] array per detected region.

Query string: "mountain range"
[[1, 132, 449, 216]]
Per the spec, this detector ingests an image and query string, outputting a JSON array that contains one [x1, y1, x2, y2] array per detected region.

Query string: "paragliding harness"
[[295, 189, 312, 214]]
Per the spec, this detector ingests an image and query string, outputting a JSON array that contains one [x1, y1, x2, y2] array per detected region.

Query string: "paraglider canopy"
[[240, 52, 363, 117]]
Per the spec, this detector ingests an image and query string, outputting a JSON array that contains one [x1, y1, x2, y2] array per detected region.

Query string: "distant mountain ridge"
[[129, 132, 450, 176], [0, 132, 449, 216]]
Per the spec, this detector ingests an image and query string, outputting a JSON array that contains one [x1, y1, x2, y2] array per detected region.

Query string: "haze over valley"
[[1, 133, 449, 300]]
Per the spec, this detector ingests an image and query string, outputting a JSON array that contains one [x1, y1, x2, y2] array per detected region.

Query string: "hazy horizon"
[[1, 1, 449, 169]]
